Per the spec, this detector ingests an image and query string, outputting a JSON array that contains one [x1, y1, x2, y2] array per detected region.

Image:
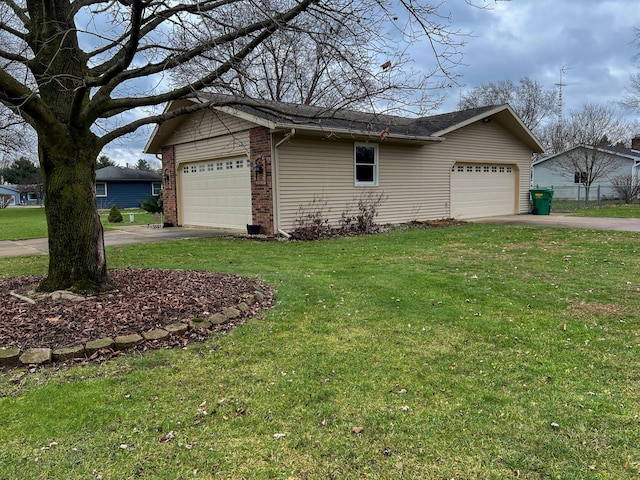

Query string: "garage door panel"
[[451, 163, 516, 219], [180, 157, 252, 229]]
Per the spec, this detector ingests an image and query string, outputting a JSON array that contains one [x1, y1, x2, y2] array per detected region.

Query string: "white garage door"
[[179, 157, 252, 229], [450, 163, 517, 219]]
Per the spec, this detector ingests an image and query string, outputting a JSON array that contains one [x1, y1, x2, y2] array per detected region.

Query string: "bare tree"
[[622, 27, 640, 111], [172, 0, 475, 114], [0, 0, 484, 292], [0, 105, 33, 156], [457, 77, 557, 133], [546, 103, 636, 204], [611, 173, 640, 204]]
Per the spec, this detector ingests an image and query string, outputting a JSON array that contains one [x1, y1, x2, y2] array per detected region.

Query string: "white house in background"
[[144, 94, 544, 235], [532, 139, 640, 199]]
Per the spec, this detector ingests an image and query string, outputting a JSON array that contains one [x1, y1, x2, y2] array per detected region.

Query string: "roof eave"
[[270, 123, 443, 143]]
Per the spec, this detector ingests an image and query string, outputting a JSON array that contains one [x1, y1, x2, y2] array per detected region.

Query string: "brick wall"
[[250, 127, 274, 235], [161, 145, 178, 226]]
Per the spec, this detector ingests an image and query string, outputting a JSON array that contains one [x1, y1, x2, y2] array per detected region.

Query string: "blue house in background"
[[0, 183, 43, 205], [95, 166, 162, 209], [0, 184, 20, 206]]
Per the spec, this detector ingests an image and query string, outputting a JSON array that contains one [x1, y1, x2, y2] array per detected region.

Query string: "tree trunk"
[[37, 134, 107, 293]]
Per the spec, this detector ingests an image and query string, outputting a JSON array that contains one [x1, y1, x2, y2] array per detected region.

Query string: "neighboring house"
[[144, 94, 544, 235], [0, 183, 42, 205], [95, 166, 162, 209], [532, 140, 640, 199], [0, 184, 20, 206]]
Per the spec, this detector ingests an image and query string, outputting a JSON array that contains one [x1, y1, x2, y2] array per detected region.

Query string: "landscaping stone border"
[[0, 284, 268, 370]]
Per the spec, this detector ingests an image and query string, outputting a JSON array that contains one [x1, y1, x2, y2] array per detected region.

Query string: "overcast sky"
[[437, 0, 640, 116], [104, 0, 640, 164]]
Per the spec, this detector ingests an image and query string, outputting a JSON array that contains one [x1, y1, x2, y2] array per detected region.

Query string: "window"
[[207, 163, 214, 171], [574, 171, 587, 184], [183, 165, 189, 174], [199, 164, 205, 172], [217, 162, 223, 170], [96, 183, 107, 197], [190, 165, 197, 173], [236, 159, 244, 168], [226, 161, 233, 169], [354, 143, 378, 185], [151, 182, 161, 196]]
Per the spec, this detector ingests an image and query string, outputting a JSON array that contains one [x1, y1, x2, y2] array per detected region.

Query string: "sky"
[[435, 0, 640, 117], [103, 0, 640, 164]]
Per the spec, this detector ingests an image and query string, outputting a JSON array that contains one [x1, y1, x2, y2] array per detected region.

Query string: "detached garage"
[[145, 94, 543, 235]]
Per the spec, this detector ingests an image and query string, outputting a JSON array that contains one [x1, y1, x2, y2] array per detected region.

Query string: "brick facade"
[[161, 145, 178, 226], [249, 127, 274, 235]]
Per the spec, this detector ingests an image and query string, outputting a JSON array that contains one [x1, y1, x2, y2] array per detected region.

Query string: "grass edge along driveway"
[[1, 223, 639, 479]]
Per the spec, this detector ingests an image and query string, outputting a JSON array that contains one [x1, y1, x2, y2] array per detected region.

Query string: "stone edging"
[[0, 285, 267, 370]]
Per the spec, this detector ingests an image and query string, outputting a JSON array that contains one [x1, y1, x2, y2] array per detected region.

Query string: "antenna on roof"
[[555, 66, 572, 124]]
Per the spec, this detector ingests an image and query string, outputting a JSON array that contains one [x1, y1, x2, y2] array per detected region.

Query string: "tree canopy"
[[0, 156, 41, 184], [458, 77, 557, 134]]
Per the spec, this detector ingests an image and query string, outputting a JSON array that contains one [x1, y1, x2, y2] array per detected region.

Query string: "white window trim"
[[354, 142, 379, 187], [96, 182, 107, 197], [151, 182, 161, 196]]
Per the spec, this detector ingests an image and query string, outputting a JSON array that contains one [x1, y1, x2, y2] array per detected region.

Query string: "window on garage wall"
[[354, 143, 378, 186]]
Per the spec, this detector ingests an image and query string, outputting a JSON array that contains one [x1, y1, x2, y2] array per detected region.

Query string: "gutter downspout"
[[273, 129, 296, 236]]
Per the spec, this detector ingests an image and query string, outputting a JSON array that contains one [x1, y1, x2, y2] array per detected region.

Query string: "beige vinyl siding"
[[436, 120, 532, 216], [276, 137, 449, 230], [174, 131, 250, 164], [276, 120, 532, 230], [166, 110, 255, 147]]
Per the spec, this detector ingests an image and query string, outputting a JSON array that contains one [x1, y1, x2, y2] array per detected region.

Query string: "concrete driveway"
[[470, 213, 640, 232], [2, 215, 639, 259], [0, 225, 243, 258]]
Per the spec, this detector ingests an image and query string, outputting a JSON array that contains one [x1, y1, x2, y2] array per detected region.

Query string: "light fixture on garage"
[[162, 169, 170, 183], [253, 157, 264, 180]]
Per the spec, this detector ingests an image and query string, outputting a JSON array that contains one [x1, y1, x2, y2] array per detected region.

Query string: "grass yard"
[[564, 204, 640, 218], [1, 223, 639, 479], [0, 207, 161, 240]]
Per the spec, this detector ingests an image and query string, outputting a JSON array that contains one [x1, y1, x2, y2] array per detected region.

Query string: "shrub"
[[339, 191, 387, 235], [290, 196, 332, 240], [290, 191, 387, 240], [611, 174, 640, 204], [140, 194, 163, 214], [108, 204, 123, 223]]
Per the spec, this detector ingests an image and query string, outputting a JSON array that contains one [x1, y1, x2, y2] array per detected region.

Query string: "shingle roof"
[[145, 93, 544, 153], [199, 93, 498, 140], [533, 144, 640, 165], [96, 166, 161, 182]]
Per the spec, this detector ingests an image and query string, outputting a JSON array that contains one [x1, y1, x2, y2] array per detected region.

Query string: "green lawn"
[[565, 204, 640, 218], [1, 224, 639, 479], [0, 207, 160, 240]]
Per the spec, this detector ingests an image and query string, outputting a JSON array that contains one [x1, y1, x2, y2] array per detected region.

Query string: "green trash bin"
[[530, 188, 554, 215]]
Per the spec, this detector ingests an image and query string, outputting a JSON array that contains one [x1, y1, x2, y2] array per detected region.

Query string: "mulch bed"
[[1, 269, 272, 354]]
